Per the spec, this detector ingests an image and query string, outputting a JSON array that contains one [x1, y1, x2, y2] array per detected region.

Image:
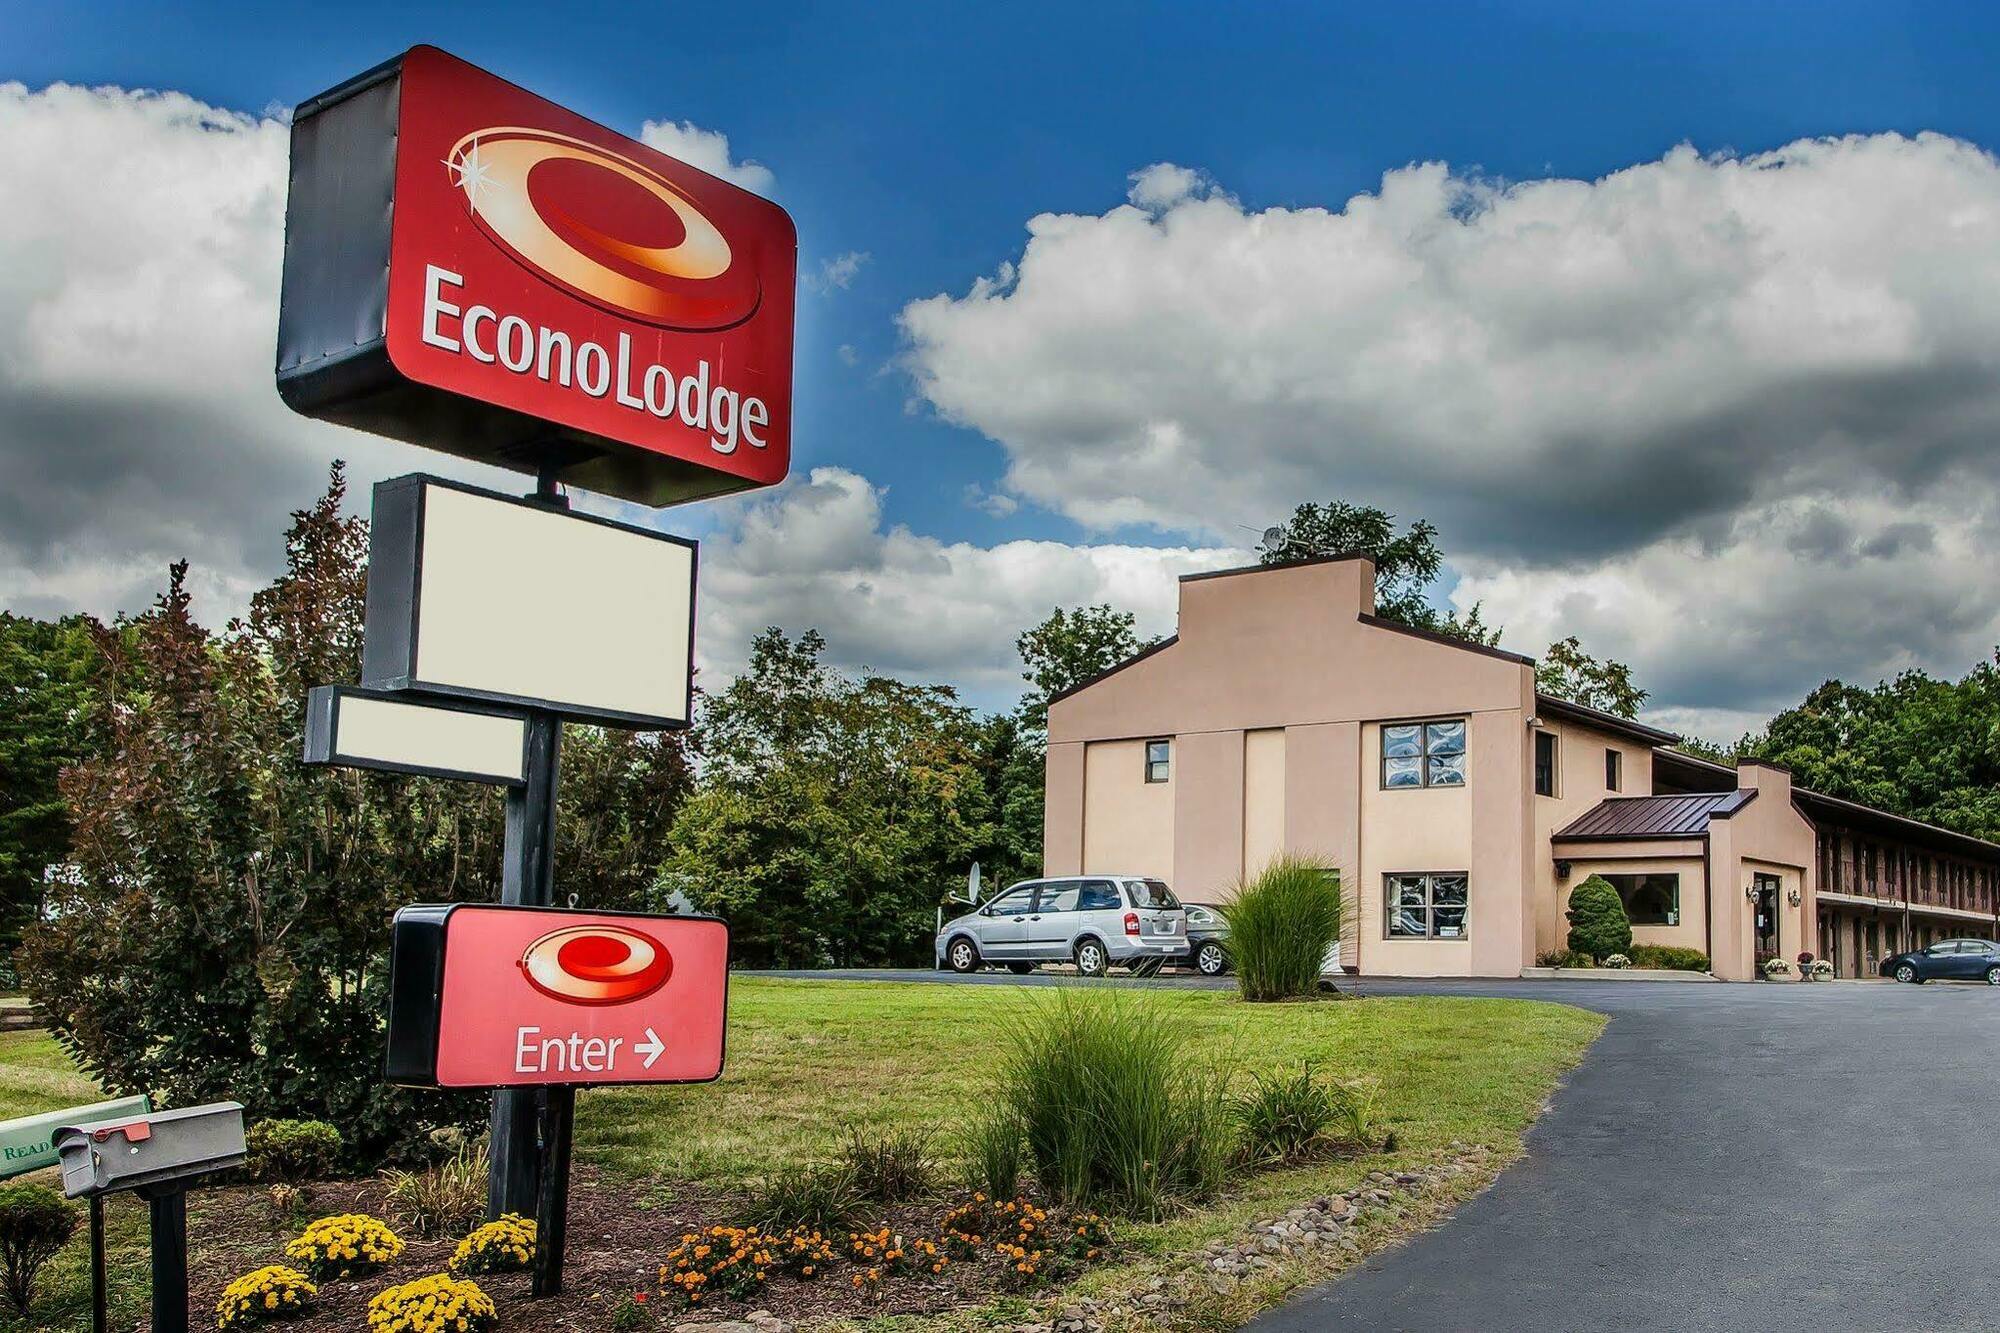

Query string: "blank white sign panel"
[[414, 485, 694, 723], [335, 694, 527, 783]]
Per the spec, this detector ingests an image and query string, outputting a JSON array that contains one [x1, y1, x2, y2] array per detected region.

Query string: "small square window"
[[1144, 739, 1171, 783], [1381, 720, 1469, 789], [1384, 872, 1470, 939]]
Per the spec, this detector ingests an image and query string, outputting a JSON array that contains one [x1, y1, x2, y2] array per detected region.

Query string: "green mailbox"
[[0, 1096, 150, 1180]]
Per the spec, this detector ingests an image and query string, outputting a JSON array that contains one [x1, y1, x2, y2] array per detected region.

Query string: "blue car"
[[1880, 938, 2000, 985]]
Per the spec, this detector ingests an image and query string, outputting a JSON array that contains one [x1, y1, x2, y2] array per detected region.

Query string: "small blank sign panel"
[[306, 687, 528, 784], [362, 476, 697, 728]]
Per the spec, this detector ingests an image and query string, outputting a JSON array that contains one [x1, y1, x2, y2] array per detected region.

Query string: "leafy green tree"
[[1536, 636, 1649, 719], [0, 613, 116, 964], [1260, 501, 1498, 644], [1015, 604, 1154, 736], [1742, 664, 2000, 841], [1565, 876, 1632, 962], [662, 629, 994, 966]]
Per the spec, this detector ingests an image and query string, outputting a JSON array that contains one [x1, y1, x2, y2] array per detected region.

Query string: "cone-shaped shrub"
[[1220, 855, 1343, 1001], [1565, 876, 1632, 961]]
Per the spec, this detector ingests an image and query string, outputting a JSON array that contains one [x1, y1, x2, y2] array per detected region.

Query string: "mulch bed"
[[174, 1168, 1072, 1331]]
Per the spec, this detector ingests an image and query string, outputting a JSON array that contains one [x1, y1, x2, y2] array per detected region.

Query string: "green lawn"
[[0, 978, 1603, 1330]]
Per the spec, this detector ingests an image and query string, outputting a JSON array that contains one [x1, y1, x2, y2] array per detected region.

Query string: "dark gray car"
[[936, 876, 1186, 976]]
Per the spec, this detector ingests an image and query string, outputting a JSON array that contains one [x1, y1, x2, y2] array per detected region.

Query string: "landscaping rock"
[[672, 1315, 792, 1333]]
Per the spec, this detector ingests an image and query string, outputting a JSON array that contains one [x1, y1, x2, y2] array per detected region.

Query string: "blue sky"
[[7, 3, 2000, 731]]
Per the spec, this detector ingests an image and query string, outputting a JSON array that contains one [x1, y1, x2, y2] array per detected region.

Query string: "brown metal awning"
[[1553, 790, 1756, 841]]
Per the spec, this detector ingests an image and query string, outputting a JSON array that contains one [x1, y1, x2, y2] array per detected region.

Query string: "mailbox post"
[[53, 1102, 247, 1333]]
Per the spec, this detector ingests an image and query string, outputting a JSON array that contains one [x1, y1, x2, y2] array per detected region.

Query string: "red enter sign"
[[386, 904, 728, 1088]]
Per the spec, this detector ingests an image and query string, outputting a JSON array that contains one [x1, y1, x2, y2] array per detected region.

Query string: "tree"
[[662, 629, 995, 966], [1536, 636, 1648, 719], [0, 614, 117, 965], [1015, 604, 1154, 736], [1565, 876, 1632, 962], [1260, 501, 1498, 644], [19, 468, 498, 1159]]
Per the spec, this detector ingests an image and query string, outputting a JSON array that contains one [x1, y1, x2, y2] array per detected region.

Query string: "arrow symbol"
[[635, 1027, 665, 1070]]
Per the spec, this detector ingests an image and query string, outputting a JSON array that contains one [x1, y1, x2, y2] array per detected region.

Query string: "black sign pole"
[[147, 1189, 189, 1333], [488, 468, 570, 1222], [531, 1084, 577, 1296], [89, 1195, 106, 1333]]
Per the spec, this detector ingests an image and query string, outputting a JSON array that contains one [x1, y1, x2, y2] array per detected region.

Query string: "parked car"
[[1175, 902, 1230, 976], [1880, 938, 2000, 984], [936, 876, 1187, 977]]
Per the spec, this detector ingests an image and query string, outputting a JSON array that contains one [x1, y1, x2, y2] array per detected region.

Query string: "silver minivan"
[[936, 876, 1187, 977]]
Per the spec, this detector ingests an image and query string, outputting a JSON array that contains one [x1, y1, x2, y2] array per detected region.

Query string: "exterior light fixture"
[[1554, 859, 1572, 879], [1787, 888, 1803, 907], [1745, 883, 1759, 899]]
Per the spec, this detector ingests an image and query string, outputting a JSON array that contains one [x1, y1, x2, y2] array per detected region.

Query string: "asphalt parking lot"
[[770, 968, 2000, 1332]]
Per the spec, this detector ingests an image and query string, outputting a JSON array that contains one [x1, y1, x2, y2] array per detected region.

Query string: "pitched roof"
[[1535, 693, 1680, 746], [1554, 790, 1756, 840]]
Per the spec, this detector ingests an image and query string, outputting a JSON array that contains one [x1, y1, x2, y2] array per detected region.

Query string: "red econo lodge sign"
[[276, 46, 796, 507], [386, 904, 729, 1088]]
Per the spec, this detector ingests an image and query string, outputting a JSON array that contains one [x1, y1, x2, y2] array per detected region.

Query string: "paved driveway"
[[764, 970, 2000, 1331]]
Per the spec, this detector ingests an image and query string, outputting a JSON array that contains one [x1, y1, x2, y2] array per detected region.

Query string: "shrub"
[[1233, 1064, 1339, 1166], [967, 1115, 1022, 1201], [215, 1264, 317, 1329], [749, 1163, 863, 1232], [246, 1120, 344, 1185], [449, 1213, 536, 1275], [367, 1274, 497, 1333], [1536, 948, 1594, 969], [990, 987, 1230, 1218], [1221, 856, 1343, 1002], [840, 1126, 937, 1201], [381, 1143, 488, 1239], [1626, 944, 1710, 972], [1602, 953, 1631, 969], [284, 1213, 404, 1281], [1565, 877, 1632, 961], [0, 1182, 77, 1316], [659, 1226, 774, 1307]]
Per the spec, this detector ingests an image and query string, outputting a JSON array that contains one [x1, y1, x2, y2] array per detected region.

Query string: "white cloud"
[[697, 468, 1240, 708], [901, 133, 2000, 717], [805, 250, 870, 294], [637, 119, 775, 195]]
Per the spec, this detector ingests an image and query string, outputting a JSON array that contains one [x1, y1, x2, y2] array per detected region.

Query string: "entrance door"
[[1753, 873, 1781, 961]]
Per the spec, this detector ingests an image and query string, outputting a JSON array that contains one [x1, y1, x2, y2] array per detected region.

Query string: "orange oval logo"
[[519, 923, 672, 1005], [445, 127, 761, 329]]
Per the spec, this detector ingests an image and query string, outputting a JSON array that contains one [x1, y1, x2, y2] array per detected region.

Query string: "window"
[[1077, 880, 1121, 910], [1144, 739, 1171, 783], [1128, 879, 1179, 909], [1601, 872, 1679, 926], [1038, 882, 1081, 913], [1382, 720, 1467, 789], [1605, 748, 1621, 792], [1385, 872, 1469, 939], [985, 885, 1035, 916], [1534, 730, 1558, 797]]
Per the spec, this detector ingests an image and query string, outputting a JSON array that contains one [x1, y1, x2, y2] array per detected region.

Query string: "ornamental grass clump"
[[1220, 855, 1343, 1001], [749, 1162, 864, 1232], [380, 1143, 487, 1239], [1232, 1062, 1341, 1166], [449, 1213, 536, 1275], [215, 1265, 318, 1329], [367, 1274, 496, 1333], [984, 987, 1230, 1219], [283, 1213, 403, 1282], [840, 1126, 938, 1202]]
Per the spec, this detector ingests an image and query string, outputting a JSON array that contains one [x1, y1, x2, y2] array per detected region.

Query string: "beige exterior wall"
[[1079, 738, 1174, 880], [1529, 718, 1661, 955], [1242, 728, 1287, 878], [1707, 762, 1818, 981], [1554, 849, 1710, 956], [1049, 556, 1539, 976]]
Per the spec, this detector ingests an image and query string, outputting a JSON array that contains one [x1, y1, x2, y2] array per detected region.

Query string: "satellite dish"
[[1258, 526, 1288, 556], [968, 862, 982, 904]]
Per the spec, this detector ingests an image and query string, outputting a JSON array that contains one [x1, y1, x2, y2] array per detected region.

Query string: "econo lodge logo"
[[519, 923, 673, 1005], [445, 127, 761, 331]]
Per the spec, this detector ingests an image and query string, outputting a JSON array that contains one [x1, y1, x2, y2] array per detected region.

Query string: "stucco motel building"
[[1043, 556, 2000, 982]]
